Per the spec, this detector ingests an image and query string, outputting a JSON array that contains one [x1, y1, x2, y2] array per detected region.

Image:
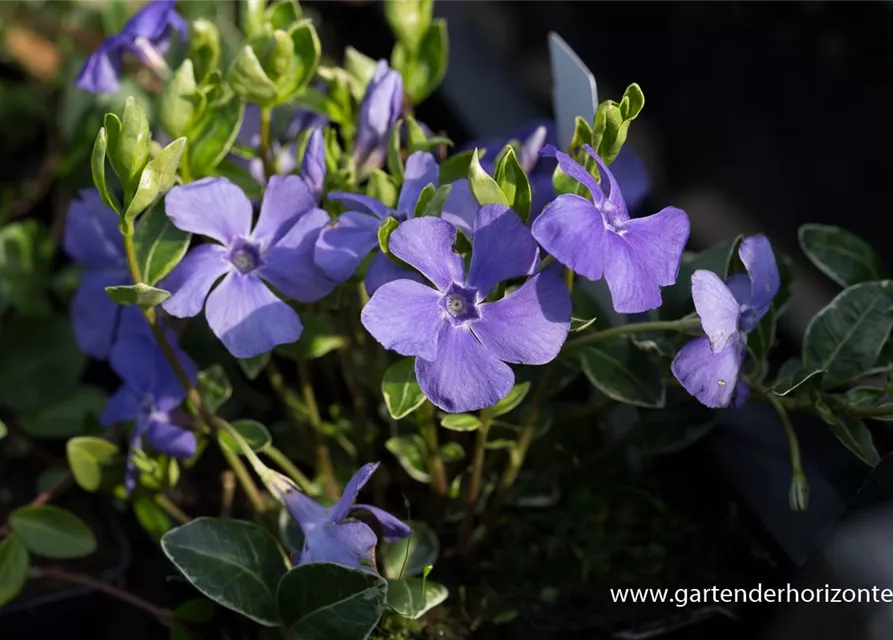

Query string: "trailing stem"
[[419, 402, 448, 497], [459, 407, 493, 552]]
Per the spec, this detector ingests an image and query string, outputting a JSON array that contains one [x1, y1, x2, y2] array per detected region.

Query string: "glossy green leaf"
[[188, 95, 245, 179], [161, 518, 287, 626], [439, 150, 474, 185], [377, 216, 400, 258], [219, 419, 272, 453], [134, 497, 172, 542], [381, 520, 439, 579], [21, 386, 106, 439], [125, 137, 187, 222], [0, 420, 6, 441], [238, 352, 270, 381], [241, 0, 268, 38], [569, 115, 593, 155], [264, 30, 294, 82], [417, 183, 452, 218], [266, 0, 302, 30], [468, 149, 508, 207], [438, 442, 464, 462], [0, 534, 29, 607], [491, 382, 531, 417], [91, 127, 122, 215], [160, 60, 198, 138], [188, 18, 220, 84], [106, 97, 150, 198], [133, 202, 192, 286], [579, 339, 665, 408], [344, 46, 378, 89], [0, 219, 55, 317], [275, 22, 321, 103], [385, 0, 433, 53], [393, 18, 448, 104], [803, 281, 893, 388], [494, 146, 532, 221], [440, 413, 481, 432], [798, 224, 884, 288], [828, 417, 879, 466], [591, 83, 644, 165], [66, 436, 120, 492], [845, 386, 893, 421], [386, 578, 448, 620], [198, 364, 232, 412], [277, 562, 387, 639], [10, 505, 97, 559], [386, 120, 404, 180], [105, 282, 171, 306], [228, 45, 278, 104], [382, 359, 426, 420], [367, 170, 399, 209], [771, 363, 826, 397], [386, 435, 430, 483]]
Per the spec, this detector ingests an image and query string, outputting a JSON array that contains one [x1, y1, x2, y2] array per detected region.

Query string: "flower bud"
[[789, 473, 809, 512]]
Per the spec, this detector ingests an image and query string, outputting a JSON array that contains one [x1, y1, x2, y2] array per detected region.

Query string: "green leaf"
[[133, 202, 192, 286], [91, 127, 122, 215], [569, 116, 593, 156], [0, 420, 5, 441], [134, 497, 172, 541], [591, 83, 644, 165], [439, 150, 475, 185], [264, 30, 294, 82], [241, 0, 268, 38], [105, 282, 171, 306], [0, 534, 29, 607], [468, 149, 508, 207], [747, 304, 776, 371], [494, 147, 532, 221], [0, 219, 54, 317], [377, 216, 401, 258], [277, 562, 387, 639], [188, 95, 245, 179], [198, 365, 232, 412], [187, 19, 221, 84], [771, 367, 826, 396], [106, 97, 151, 198], [803, 281, 893, 388], [274, 23, 321, 103], [387, 120, 404, 180], [228, 45, 278, 105], [491, 382, 531, 417], [381, 520, 439, 579], [238, 353, 270, 381], [798, 224, 885, 288], [20, 386, 106, 439], [160, 60, 198, 138], [828, 417, 879, 466], [440, 413, 481, 432], [386, 435, 430, 483], [218, 419, 272, 453], [161, 518, 287, 626], [67, 436, 120, 492], [10, 505, 97, 559], [344, 46, 378, 89], [845, 386, 893, 421], [417, 184, 452, 218], [394, 18, 448, 104], [386, 578, 448, 620], [382, 359, 426, 420], [125, 137, 187, 222], [385, 0, 433, 54], [0, 316, 86, 413], [579, 339, 665, 408], [267, 0, 302, 30], [367, 170, 399, 209], [438, 442, 465, 462]]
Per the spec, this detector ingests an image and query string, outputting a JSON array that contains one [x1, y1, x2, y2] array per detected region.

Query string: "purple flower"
[[532, 144, 689, 314], [315, 151, 438, 287], [76, 0, 187, 94], [353, 60, 403, 173], [101, 329, 197, 493], [671, 235, 780, 408], [282, 462, 411, 570], [160, 176, 336, 358], [362, 207, 571, 412], [300, 127, 326, 205]]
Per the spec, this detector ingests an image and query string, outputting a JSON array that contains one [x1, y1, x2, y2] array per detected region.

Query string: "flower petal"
[[260, 208, 338, 303], [161, 244, 230, 318], [354, 60, 402, 172], [466, 204, 539, 297], [252, 175, 316, 246], [601, 230, 662, 314], [583, 144, 628, 222], [361, 280, 443, 360], [146, 420, 196, 459], [313, 211, 380, 283], [415, 324, 514, 413], [671, 336, 744, 409], [123, 0, 178, 38], [101, 387, 140, 426], [388, 217, 465, 292], [472, 268, 570, 365], [441, 179, 478, 239], [75, 38, 126, 94], [691, 270, 741, 353], [301, 128, 326, 204], [284, 490, 331, 531], [302, 521, 377, 570], [110, 330, 192, 401], [532, 194, 606, 281], [738, 234, 780, 319], [205, 272, 303, 358], [397, 151, 439, 214], [542, 144, 602, 206], [618, 206, 690, 287], [327, 192, 393, 219], [64, 190, 126, 269], [350, 505, 412, 542], [363, 251, 424, 296], [165, 178, 252, 244], [331, 463, 378, 522], [72, 270, 127, 359]]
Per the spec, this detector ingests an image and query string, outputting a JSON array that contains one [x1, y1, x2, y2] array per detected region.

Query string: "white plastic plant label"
[[548, 32, 598, 150]]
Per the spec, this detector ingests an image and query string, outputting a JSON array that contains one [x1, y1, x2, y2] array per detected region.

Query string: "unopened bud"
[[789, 473, 809, 512]]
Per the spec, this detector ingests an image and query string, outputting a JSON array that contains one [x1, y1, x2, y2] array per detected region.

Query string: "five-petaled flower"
[[362, 207, 572, 412], [280, 462, 411, 570], [353, 60, 403, 174], [101, 329, 197, 493], [161, 176, 336, 358], [76, 0, 187, 94], [532, 144, 689, 314], [671, 235, 780, 408]]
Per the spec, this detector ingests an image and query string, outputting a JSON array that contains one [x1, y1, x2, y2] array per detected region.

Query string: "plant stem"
[[34, 567, 176, 625], [766, 392, 807, 509], [259, 106, 273, 181], [154, 494, 190, 525], [459, 408, 493, 552], [419, 402, 448, 497], [296, 360, 340, 500], [561, 317, 702, 354], [850, 402, 893, 419], [263, 445, 314, 494], [218, 441, 267, 516]]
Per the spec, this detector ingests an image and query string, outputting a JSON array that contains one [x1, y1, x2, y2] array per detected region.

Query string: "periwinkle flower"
[[362, 207, 571, 413], [315, 151, 439, 287], [353, 60, 403, 173], [161, 176, 336, 358], [101, 330, 197, 493], [532, 144, 689, 314], [671, 235, 780, 408], [76, 0, 187, 94], [280, 462, 411, 570]]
